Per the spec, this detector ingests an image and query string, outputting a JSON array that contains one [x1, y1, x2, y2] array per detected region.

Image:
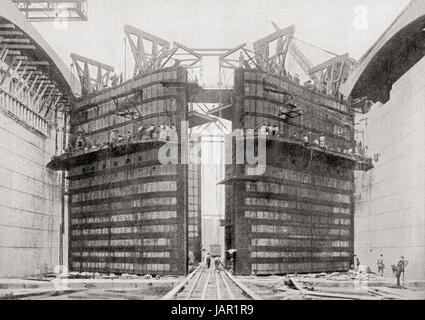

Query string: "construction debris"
[[237, 270, 425, 300]]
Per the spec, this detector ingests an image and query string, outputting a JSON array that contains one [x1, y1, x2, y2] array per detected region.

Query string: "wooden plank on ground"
[[161, 264, 202, 300], [224, 270, 263, 300], [301, 290, 379, 300]]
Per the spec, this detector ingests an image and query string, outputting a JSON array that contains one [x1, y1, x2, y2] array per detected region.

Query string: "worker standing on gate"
[[396, 256, 409, 287], [377, 254, 385, 277]]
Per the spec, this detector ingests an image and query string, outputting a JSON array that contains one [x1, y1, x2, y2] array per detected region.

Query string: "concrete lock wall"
[[0, 110, 62, 278], [354, 56, 425, 280]]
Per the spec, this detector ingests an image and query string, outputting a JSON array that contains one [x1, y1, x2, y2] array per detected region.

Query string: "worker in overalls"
[[146, 124, 156, 139], [396, 256, 409, 287], [377, 254, 385, 277], [75, 132, 86, 150]]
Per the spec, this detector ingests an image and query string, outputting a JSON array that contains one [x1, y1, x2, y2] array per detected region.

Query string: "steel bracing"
[[120, 24, 357, 98], [70, 53, 114, 95]]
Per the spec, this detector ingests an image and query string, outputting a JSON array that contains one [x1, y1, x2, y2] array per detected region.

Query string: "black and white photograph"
[[0, 0, 424, 306]]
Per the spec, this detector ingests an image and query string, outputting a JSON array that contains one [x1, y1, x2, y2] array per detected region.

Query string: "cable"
[[293, 37, 339, 57], [70, 63, 75, 94], [118, 37, 125, 77], [124, 37, 128, 81]]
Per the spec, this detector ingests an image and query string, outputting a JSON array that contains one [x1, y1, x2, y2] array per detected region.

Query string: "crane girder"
[[12, 1, 88, 21], [71, 53, 114, 95]]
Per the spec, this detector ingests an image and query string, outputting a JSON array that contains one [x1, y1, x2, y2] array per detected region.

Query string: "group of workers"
[[204, 251, 410, 287], [136, 123, 177, 141], [393, 256, 409, 287], [110, 73, 124, 87], [256, 124, 365, 155], [73, 123, 177, 151], [259, 124, 280, 136], [354, 254, 409, 287], [238, 52, 332, 95], [204, 252, 222, 271], [288, 73, 328, 94]]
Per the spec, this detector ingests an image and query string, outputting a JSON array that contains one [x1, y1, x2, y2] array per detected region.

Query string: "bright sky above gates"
[[32, 0, 409, 84]]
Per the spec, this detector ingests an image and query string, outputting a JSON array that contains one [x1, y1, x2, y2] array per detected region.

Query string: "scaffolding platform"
[[228, 135, 374, 172], [47, 139, 171, 171]]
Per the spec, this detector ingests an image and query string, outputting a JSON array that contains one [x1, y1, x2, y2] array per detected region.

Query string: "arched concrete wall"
[[0, 1, 79, 277], [345, 0, 425, 280], [341, 0, 425, 103], [0, 0, 80, 96]]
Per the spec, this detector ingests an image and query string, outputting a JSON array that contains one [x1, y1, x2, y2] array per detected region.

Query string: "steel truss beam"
[[253, 24, 295, 76], [309, 53, 357, 96], [271, 22, 319, 84], [124, 25, 254, 88], [0, 30, 24, 36], [271, 22, 356, 96], [71, 53, 114, 95], [124, 24, 171, 76], [121, 23, 355, 97]]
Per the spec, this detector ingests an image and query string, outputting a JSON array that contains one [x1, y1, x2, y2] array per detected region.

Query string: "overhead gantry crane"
[[12, 0, 88, 21], [72, 22, 358, 101], [68, 22, 363, 141], [271, 22, 356, 96]]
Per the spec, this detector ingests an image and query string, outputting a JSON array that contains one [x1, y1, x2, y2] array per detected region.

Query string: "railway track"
[[162, 264, 262, 300]]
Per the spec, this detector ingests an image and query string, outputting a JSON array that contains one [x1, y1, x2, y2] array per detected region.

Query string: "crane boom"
[[288, 41, 320, 83], [271, 22, 319, 83]]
